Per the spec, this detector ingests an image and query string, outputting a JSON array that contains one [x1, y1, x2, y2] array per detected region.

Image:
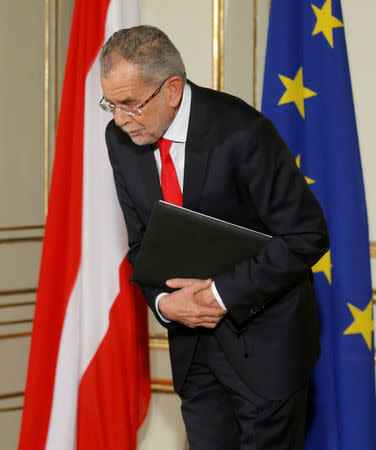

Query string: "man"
[[100, 26, 329, 449]]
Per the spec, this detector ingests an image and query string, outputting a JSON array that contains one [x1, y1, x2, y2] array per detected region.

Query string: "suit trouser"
[[178, 330, 308, 450]]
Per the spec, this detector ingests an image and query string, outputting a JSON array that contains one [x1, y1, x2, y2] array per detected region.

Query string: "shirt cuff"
[[211, 281, 227, 310], [155, 292, 172, 323]]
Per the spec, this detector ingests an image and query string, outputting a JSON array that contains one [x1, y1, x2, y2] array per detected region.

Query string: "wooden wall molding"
[[212, 0, 224, 91], [370, 242, 376, 258], [0, 288, 36, 296], [0, 237, 43, 244], [0, 225, 45, 232], [149, 333, 169, 351]]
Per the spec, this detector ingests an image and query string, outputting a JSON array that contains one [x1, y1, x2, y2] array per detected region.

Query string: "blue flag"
[[262, 1, 376, 448]]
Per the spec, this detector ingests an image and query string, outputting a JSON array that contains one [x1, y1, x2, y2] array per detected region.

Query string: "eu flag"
[[262, 1, 376, 448]]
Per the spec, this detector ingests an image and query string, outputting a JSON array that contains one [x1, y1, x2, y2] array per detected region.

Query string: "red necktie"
[[158, 138, 183, 206]]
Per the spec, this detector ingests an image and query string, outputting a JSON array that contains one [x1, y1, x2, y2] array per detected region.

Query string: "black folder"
[[130, 201, 272, 291]]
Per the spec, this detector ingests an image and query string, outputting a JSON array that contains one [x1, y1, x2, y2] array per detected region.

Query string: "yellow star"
[[312, 0, 344, 48], [278, 67, 317, 119], [296, 154, 315, 184], [312, 250, 332, 284], [344, 300, 374, 351]]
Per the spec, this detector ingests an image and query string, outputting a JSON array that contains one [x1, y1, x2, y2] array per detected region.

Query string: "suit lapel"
[[138, 145, 163, 209], [183, 83, 212, 210]]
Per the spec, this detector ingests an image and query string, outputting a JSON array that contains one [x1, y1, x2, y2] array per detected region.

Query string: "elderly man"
[[100, 25, 329, 450]]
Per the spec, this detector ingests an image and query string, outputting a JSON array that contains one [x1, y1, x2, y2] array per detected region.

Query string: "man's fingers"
[[199, 322, 218, 329], [177, 305, 226, 327], [161, 279, 225, 328], [184, 322, 218, 329], [166, 278, 211, 289], [183, 316, 222, 328], [166, 278, 197, 288], [191, 305, 226, 320], [188, 278, 212, 295]]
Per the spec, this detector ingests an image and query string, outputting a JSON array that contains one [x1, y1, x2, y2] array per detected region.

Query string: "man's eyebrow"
[[118, 96, 136, 105], [103, 95, 138, 105]]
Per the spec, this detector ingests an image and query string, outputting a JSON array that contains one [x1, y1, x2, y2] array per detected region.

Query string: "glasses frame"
[[99, 78, 168, 117]]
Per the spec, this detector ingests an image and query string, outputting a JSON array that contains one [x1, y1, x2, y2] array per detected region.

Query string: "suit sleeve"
[[214, 116, 329, 328], [106, 126, 179, 329]]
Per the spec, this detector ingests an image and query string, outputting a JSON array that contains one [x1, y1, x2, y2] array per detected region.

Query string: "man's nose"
[[113, 108, 131, 127]]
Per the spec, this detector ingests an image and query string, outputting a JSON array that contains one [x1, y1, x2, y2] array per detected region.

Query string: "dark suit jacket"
[[106, 80, 329, 400]]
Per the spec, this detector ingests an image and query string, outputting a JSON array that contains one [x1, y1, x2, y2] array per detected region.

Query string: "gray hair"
[[100, 25, 186, 85]]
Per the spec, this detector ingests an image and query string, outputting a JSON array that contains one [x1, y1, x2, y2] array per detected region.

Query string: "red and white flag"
[[18, 1, 150, 449]]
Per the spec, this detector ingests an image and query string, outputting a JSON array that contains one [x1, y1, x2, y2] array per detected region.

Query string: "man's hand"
[[168, 278, 221, 308], [158, 278, 226, 328]]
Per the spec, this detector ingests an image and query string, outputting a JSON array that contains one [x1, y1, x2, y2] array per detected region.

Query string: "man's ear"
[[165, 76, 184, 108]]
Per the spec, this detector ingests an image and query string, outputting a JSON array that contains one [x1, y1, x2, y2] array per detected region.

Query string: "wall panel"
[[0, 1, 46, 228], [138, 394, 188, 450], [0, 1, 50, 448], [341, 0, 376, 244], [139, 0, 212, 88], [0, 411, 23, 450], [223, 0, 253, 104], [0, 242, 42, 291], [0, 338, 31, 398]]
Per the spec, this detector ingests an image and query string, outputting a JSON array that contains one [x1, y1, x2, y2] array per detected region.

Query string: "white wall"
[[341, 0, 376, 287]]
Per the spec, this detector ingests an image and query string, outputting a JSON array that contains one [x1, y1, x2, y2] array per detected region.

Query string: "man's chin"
[[130, 135, 153, 146], [121, 127, 153, 146]]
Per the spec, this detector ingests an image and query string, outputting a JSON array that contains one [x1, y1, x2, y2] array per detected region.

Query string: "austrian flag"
[[18, 1, 150, 449]]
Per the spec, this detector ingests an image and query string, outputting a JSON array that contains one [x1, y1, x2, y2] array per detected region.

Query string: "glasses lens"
[[98, 101, 141, 116], [123, 106, 140, 116], [99, 102, 112, 113]]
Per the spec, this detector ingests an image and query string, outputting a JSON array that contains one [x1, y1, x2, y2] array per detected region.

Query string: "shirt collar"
[[162, 83, 191, 143]]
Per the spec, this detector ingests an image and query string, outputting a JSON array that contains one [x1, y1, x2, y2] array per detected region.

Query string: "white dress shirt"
[[154, 83, 226, 323]]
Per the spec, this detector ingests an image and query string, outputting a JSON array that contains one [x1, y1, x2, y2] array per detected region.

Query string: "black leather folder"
[[130, 201, 272, 291]]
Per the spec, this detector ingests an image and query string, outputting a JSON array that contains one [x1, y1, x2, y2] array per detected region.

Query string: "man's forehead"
[[100, 59, 148, 101], [102, 57, 140, 83]]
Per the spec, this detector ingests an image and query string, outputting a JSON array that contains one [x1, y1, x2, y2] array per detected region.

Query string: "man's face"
[[100, 57, 180, 146]]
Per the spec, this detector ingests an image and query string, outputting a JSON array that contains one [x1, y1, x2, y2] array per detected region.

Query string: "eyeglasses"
[[99, 78, 167, 117]]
